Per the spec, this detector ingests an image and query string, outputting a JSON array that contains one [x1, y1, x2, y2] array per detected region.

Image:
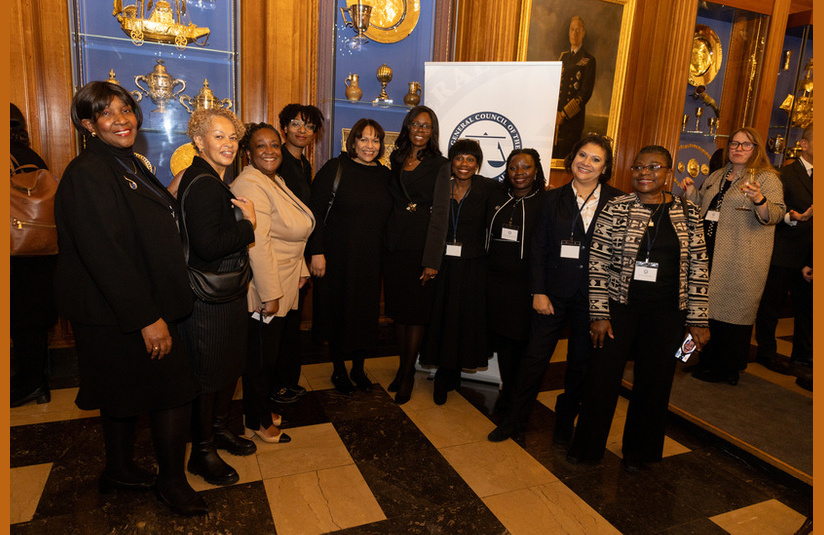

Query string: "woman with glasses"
[[384, 106, 449, 404], [681, 127, 785, 385], [488, 135, 622, 444], [566, 146, 709, 472]]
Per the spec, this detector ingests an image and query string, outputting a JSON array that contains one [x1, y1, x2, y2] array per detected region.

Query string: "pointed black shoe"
[[350, 369, 373, 392], [487, 425, 516, 442], [11, 384, 50, 408], [99, 468, 155, 493], [155, 481, 209, 516], [331, 373, 356, 395]]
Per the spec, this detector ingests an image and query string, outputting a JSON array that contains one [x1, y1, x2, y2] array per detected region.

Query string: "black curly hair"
[[240, 122, 280, 152]]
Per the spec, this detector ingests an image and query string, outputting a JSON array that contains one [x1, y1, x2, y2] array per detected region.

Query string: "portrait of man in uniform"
[[553, 16, 596, 159]]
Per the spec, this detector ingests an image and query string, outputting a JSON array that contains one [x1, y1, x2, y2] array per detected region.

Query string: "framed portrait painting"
[[517, 0, 636, 167]]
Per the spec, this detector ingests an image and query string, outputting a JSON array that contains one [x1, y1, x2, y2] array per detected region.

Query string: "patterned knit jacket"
[[588, 193, 709, 326]]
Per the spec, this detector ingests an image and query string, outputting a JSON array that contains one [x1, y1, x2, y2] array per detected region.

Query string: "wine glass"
[[736, 168, 756, 210]]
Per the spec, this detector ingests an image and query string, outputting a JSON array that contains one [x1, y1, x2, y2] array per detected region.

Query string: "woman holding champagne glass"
[[681, 127, 785, 385]]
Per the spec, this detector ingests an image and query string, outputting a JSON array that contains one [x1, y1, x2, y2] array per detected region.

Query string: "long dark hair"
[[503, 148, 545, 192], [391, 105, 441, 167]]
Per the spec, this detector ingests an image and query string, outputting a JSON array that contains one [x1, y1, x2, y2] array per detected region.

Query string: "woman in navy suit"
[[55, 81, 206, 515], [489, 134, 622, 443]]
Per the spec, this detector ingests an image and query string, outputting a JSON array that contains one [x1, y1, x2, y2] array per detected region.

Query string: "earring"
[[90, 131, 97, 137]]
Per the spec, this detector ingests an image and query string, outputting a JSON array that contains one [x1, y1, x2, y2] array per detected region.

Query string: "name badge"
[[634, 261, 659, 282], [560, 240, 582, 259], [446, 242, 463, 257], [705, 210, 721, 222], [501, 224, 520, 242]]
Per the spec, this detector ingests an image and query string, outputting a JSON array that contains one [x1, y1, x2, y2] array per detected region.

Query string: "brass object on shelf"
[[133, 59, 186, 113], [682, 114, 689, 132], [170, 142, 196, 177], [779, 59, 813, 128], [687, 158, 700, 178], [105, 69, 124, 86], [701, 164, 709, 176], [374, 63, 393, 104], [694, 107, 703, 132], [113, 0, 210, 49], [340, 2, 372, 47], [689, 24, 722, 87], [677, 162, 685, 173], [344, 74, 363, 101], [345, 0, 421, 44], [179, 79, 233, 114], [403, 81, 421, 107]]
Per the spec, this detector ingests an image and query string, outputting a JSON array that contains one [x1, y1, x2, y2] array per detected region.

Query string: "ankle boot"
[[213, 416, 256, 456], [187, 440, 239, 486], [150, 404, 208, 515], [100, 412, 155, 493]]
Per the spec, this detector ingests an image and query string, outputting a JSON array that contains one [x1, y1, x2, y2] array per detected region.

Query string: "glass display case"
[[68, 0, 239, 185]]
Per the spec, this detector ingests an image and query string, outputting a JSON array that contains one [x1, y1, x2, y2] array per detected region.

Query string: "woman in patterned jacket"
[[566, 146, 710, 472]]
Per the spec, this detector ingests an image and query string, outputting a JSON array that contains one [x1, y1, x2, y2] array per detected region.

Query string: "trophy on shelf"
[[179, 79, 233, 113], [373, 63, 393, 105], [682, 114, 690, 132], [340, 1, 372, 49], [707, 117, 718, 136], [133, 59, 186, 113], [694, 107, 703, 132]]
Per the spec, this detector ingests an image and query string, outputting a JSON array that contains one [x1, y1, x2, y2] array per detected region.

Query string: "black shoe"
[[331, 373, 355, 395], [566, 452, 599, 465], [388, 371, 403, 393], [99, 468, 155, 493], [552, 424, 574, 446], [11, 385, 50, 408], [394, 375, 414, 405], [187, 442, 239, 486], [213, 420, 257, 456], [287, 385, 307, 398], [796, 376, 813, 391], [621, 457, 647, 473], [433, 373, 448, 405], [350, 369, 373, 392], [155, 481, 208, 516], [488, 425, 516, 442], [269, 387, 300, 404], [760, 355, 793, 375]]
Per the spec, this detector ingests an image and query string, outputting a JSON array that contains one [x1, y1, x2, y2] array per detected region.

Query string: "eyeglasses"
[[630, 164, 667, 173], [410, 121, 432, 131], [728, 141, 755, 150], [289, 119, 317, 132]]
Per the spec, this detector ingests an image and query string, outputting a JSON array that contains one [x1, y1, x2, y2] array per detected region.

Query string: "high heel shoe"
[[394, 376, 414, 405], [388, 371, 403, 392], [11, 385, 50, 408], [253, 425, 291, 444], [331, 373, 355, 395], [350, 369, 373, 392]]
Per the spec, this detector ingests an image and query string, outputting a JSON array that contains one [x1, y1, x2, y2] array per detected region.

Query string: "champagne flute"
[[736, 168, 755, 210]]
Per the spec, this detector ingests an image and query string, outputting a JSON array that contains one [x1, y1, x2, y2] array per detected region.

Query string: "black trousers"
[[755, 264, 813, 365], [568, 298, 685, 463], [274, 309, 303, 388], [502, 288, 590, 430], [243, 314, 286, 430], [701, 320, 753, 376]]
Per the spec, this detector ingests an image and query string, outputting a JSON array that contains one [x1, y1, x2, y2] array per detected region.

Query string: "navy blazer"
[[530, 181, 623, 299], [772, 158, 813, 268]]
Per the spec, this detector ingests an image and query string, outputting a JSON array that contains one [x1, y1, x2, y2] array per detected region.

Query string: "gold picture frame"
[[517, 0, 636, 168]]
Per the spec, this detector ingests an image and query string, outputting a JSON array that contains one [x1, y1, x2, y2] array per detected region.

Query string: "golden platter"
[[346, 0, 420, 44], [689, 24, 722, 87], [170, 142, 197, 177]]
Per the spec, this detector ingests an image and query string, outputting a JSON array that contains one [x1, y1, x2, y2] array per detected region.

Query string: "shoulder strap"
[[323, 162, 343, 225], [178, 173, 212, 264]]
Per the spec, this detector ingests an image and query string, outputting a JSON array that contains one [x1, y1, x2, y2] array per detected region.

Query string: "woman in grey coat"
[[682, 127, 785, 385]]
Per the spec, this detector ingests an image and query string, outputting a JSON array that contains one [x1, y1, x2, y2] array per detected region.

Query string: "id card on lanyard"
[[563, 186, 596, 260], [448, 180, 472, 258]]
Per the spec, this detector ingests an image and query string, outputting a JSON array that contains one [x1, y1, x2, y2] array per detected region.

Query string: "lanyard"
[[642, 198, 668, 262], [569, 185, 597, 239], [450, 180, 472, 242]]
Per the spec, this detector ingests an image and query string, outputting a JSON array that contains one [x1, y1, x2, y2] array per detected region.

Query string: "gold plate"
[[689, 24, 722, 87], [346, 0, 420, 44], [677, 162, 685, 173], [170, 142, 197, 177], [687, 158, 700, 178], [701, 164, 710, 176]]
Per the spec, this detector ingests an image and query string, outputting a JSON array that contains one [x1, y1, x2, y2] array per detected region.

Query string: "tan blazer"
[[231, 165, 315, 316]]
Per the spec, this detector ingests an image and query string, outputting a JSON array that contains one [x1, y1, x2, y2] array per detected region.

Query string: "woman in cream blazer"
[[231, 123, 315, 443]]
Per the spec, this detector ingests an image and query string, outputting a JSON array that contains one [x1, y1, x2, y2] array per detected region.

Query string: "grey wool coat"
[[685, 164, 786, 325]]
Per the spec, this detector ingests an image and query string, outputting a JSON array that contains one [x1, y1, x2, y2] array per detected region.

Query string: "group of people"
[[14, 76, 808, 515]]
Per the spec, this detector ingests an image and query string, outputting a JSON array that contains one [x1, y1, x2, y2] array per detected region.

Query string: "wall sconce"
[[341, 1, 372, 49]]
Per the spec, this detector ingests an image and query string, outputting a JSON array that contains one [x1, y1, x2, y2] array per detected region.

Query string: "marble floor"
[[10, 323, 813, 534]]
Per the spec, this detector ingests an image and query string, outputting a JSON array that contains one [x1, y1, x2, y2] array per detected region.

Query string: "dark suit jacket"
[[530, 181, 623, 299], [772, 158, 813, 268], [54, 137, 193, 333], [177, 156, 255, 273], [384, 154, 450, 269]]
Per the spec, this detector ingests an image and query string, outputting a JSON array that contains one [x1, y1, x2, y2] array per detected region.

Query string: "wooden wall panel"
[[752, 0, 791, 136], [454, 0, 523, 61]]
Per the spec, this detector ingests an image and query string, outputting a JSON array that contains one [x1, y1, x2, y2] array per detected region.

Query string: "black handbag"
[[179, 173, 252, 303]]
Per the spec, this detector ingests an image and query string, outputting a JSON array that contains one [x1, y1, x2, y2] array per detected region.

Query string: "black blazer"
[[530, 181, 623, 299], [54, 137, 193, 332], [773, 158, 813, 268], [384, 154, 450, 268], [177, 156, 255, 273]]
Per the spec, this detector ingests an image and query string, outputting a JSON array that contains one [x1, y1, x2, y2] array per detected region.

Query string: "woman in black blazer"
[[383, 106, 449, 405], [177, 108, 257, 487], [489, 134, 622, 443], [55, 81, 206, 515]]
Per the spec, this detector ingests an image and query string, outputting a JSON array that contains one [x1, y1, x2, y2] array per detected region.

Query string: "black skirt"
[[73, 321, 197, 417], [383, 249, 437, 325]]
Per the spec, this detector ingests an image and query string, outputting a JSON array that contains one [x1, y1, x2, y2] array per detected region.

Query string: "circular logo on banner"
[[450, 111, 522, 182]]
